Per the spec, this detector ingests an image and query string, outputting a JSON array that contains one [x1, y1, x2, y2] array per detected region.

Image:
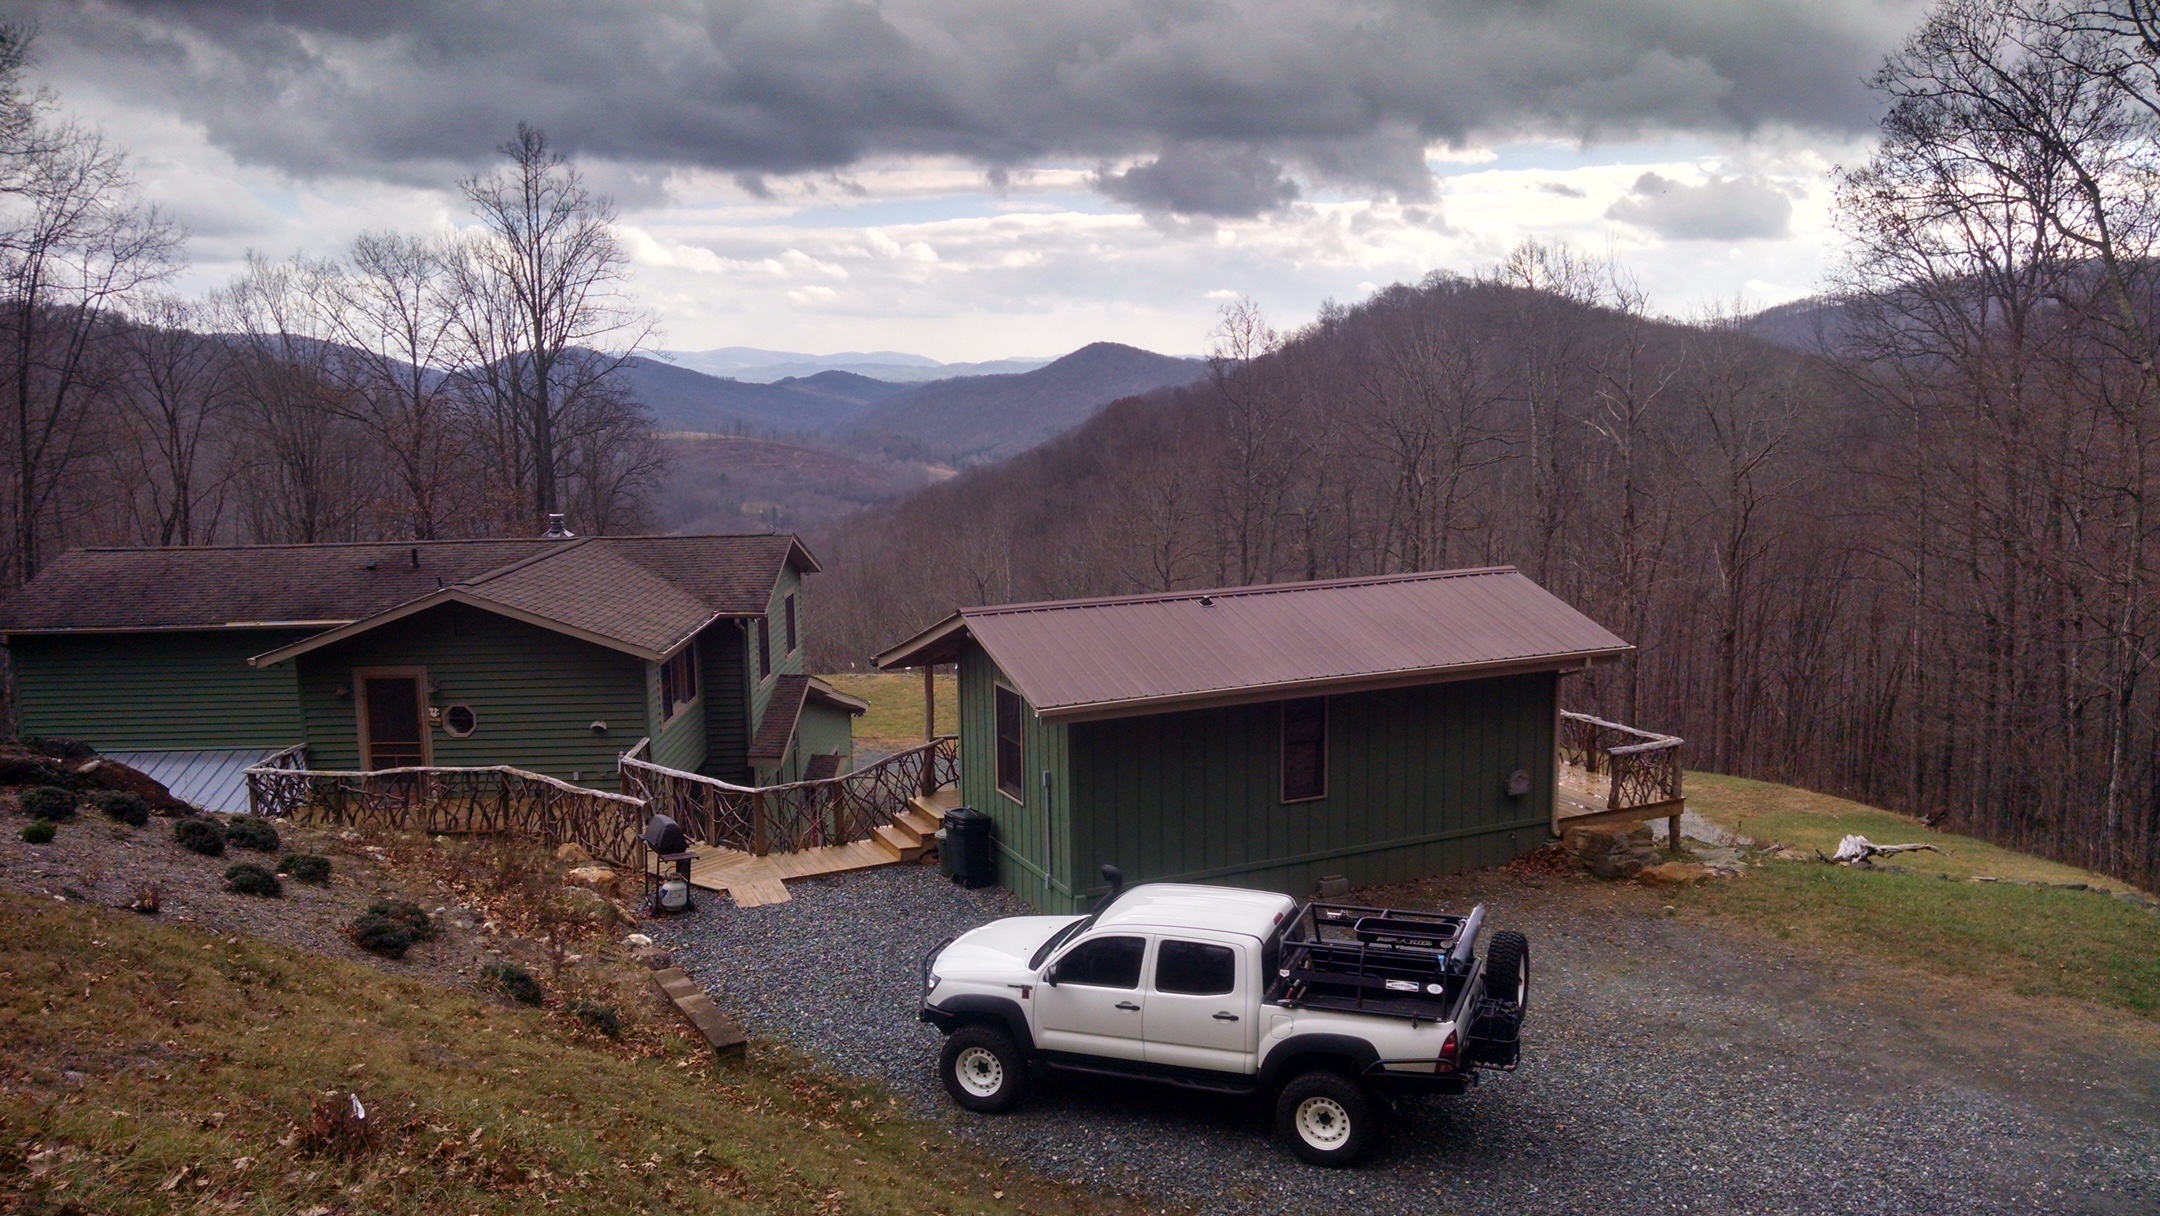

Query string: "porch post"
[[921, 664, 938, 796]]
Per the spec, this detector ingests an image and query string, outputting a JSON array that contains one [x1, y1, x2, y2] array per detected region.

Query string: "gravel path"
[[659, 861, 2160, 1216]]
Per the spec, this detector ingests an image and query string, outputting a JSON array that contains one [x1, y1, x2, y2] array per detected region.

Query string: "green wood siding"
[[8, 629, 310, 751], [794, 700, 856, 779], [959, 645, 1071, 910], [700, 620, 748, 780], [291, 604, 648, 786], [1062, 672, 1556, 907], [746, 564, 807, 752], [649, 651, 707, 773]]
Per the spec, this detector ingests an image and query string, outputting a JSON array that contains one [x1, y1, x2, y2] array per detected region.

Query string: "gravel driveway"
[[658, 862, 2160, 1215]]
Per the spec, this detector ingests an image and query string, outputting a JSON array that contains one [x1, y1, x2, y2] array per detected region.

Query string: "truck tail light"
[[1437, 1029, 1460, 1074]]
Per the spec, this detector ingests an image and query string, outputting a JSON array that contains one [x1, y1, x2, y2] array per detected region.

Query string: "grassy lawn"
[[1679, 773, 2160, 1017], [0, 892, 1149, 1216], [824, 671, 958, 751]]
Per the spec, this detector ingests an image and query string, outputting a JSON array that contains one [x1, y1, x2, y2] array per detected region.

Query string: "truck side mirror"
[[1043, 962, 1060, 987]]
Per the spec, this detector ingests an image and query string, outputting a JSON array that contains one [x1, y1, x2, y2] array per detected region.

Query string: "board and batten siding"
[[1062, 671, 1558, 907], [8, 629, 311, 751], [745, 564, 807, 751], [648, 647, 707, 774], [700, 619, 748, 780], [290, 603, 648, 784], [794, 699, 856, 778], [958, 644, 1071, 910]]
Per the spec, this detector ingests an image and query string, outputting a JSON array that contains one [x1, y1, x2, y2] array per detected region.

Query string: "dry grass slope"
[[0, 891, 1156, 1216], [1683, 773, 2160, 1016]]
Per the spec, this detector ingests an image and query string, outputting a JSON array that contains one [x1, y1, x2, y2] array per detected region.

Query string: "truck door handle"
[[1115, 1001, 1140, 1011], [1212, 1012, 1240, 1022]]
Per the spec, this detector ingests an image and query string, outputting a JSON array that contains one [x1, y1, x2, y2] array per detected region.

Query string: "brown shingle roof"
[[875, 567, 1630, 722], [2, 533, 815, 664], [748, 674, 809, 763]]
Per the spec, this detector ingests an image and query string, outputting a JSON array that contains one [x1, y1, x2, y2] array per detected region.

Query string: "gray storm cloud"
[[1604, 171, 1795, 241], [26, 1, 1919, 215]]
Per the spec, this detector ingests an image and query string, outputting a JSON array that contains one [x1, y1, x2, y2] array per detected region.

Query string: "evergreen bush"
[[569, 999, 622, 1038], [92, 790, 150, 827], [224, 862, 282, 897], [278, 853, 332, 884], [173, 817, 225, 856], [21, 786, 75, 821], [222, 815, 279, 852], [21, 820, 53, 844], [481, 962, 545, 1006]]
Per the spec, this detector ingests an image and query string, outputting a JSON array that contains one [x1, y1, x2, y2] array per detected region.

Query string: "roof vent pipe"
[[409, 547, 418, 568], [542, 513, 576, 539]]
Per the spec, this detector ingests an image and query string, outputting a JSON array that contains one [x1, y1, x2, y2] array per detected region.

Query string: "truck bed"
[[1265, 901, 1482, 1021]]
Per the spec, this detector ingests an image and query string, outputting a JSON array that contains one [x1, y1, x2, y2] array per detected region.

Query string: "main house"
[[0, 533, 863, 811], [875, 567, 1630, 912]]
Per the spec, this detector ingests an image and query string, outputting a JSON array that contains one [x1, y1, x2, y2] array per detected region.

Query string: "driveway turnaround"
[[659, 863, 2159, 1215]]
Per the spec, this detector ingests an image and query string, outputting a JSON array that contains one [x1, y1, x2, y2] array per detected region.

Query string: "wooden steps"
[[653, 786, 967, 907]]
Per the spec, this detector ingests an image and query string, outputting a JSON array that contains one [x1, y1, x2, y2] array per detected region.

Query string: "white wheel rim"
[[1295, 1096, 1351, 1149], [955, 1046, 1004, 1098]]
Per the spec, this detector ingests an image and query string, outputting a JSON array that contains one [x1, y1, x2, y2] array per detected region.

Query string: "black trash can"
[[944, 807, 996, 888]]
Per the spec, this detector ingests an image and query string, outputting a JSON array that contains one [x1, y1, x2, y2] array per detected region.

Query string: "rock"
[[1660, 905, 1677, 917], [623, 932, 655, 948], [630, 946, 675, 970], [1773, 847, 1811, 862], [565, 865, 622, 896], [2053, 882, 2088, 891], [1639, 862, 1712, 886], [555, 841, 593, 864]]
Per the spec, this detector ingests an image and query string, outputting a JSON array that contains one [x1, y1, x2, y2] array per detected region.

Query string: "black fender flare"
[[923, 995, 1035, 1055], [1257, 1033, 1381, 1088]]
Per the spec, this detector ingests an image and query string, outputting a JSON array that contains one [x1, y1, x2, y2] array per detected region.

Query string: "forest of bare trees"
[[0, 28, 659, 582], [817, 0, 2160, 889]]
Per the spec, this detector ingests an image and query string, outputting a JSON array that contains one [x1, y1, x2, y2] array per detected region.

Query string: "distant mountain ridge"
[[660, 345, 1054, 384], [618, 357, 908, 435], [843, 342, 1206, 463]]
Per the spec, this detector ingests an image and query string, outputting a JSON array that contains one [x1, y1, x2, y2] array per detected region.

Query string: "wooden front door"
[[360, 673, 428, 769]]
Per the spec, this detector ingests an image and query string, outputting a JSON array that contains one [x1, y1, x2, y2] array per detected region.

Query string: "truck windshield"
[[1028, 917, 1088, 969]]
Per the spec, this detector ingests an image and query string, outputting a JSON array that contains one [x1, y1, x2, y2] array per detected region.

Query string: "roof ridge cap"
[[961, 566, 1524, 616], [460, 536, 594, 586]]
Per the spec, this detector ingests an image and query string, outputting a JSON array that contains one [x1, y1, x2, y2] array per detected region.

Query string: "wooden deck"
[[1555, 761, 1684, 845], [667, 788, 962, 907]]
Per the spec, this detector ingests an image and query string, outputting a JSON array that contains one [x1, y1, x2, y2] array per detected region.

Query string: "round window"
[[442, 704, 478, 738]]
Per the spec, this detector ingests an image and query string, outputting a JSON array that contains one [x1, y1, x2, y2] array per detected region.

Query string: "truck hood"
[[935, 915, 1084, 979]]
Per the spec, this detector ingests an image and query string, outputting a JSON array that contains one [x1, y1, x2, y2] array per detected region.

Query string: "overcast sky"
[[22, 1, 1925, 361]]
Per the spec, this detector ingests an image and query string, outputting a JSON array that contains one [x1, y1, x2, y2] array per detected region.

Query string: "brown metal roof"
[[2, 533, 816, 666], [875, 567, 1629, 722]]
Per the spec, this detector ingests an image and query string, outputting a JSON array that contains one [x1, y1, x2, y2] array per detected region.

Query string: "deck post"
[[921, 664, 938, 796], [1551, 695, 1563, 839], [1668, 765, 1685, 851], [752, 790, 769, 856]]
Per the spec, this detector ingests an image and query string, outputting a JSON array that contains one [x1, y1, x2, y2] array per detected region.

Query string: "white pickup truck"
[[918, 869, 1528, 1165]]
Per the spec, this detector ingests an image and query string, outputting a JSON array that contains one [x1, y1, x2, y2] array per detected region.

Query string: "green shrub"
[[481, 962, 545, 1006], [278, 853, 332, 884], [21, 819, 53, 844], [22, 736, 94, 762], [224, 862, 282, 898], [348, 899, 435, 958], [569, 999, 622, 1039], [91, 790, 150, 827], [21, 786, 76, 821], [222, 815, 279, 852], [173, 817, 224, 856]]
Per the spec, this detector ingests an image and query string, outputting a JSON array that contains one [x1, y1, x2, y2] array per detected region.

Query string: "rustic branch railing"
[[1557, 710, 1686, 845], [620, 735, 959, 856], [244, 761, 650, 870]]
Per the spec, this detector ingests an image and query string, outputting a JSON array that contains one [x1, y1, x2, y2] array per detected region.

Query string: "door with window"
[[358, 671, 429, 770], [1142, 936, 1253, 1072], [1035, 934, 1149, 1061]]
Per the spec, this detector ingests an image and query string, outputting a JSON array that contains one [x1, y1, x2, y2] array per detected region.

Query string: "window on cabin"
[[784, 593, 798, 653], [995, 684, 1025, 804], [661, 644, 699, 721], [1281, 697, 1327, 802], [757, 617, 771, 680]]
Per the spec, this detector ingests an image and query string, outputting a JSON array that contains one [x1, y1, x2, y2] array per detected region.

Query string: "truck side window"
[[1053, 935, 1146, 988], [1154, 940, 1236, 996]]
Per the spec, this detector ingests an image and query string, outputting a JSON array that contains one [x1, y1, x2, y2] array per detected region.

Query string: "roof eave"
[[1033, 647, 1633, 724], [2, 620, 353, 638], [805, 675, 870, 716], [872, 612, 971, 669], [246, 589, 673, 667]]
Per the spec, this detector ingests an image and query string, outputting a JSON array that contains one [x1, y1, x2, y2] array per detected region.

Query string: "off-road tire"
[[940, 1023, 1028, 1113], [1275, 1069, 1376, 1167], [1484, 930, 1530, 1011]]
